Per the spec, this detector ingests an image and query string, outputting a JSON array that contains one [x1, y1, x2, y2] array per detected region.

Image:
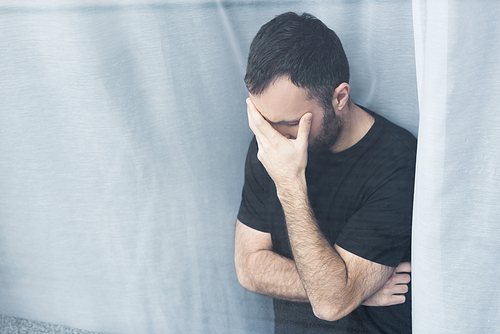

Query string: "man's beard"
[[308, 106, 344, 154]]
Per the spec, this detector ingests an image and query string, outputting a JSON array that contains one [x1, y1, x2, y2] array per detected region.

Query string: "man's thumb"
[[298, 113, 313, 143]]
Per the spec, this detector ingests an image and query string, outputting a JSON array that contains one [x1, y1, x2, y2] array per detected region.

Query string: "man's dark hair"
[[244, 12, 350, 111]]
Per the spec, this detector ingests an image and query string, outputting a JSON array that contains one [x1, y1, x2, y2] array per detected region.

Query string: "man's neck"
[[329, 104, 375, 154]]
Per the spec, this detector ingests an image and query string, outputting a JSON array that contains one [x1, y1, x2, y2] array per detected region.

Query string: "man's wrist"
[[275, 174, 308, 204]]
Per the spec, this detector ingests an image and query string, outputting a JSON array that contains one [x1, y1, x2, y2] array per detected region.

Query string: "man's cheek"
[[311, 118, 326, 138]]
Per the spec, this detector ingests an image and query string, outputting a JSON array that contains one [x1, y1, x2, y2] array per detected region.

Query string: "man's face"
[[249, 76, 343, 153]]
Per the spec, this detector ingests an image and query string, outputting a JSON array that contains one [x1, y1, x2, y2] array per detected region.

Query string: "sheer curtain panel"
[[412, 0, 500, 333], [0, 1, 421, 333]]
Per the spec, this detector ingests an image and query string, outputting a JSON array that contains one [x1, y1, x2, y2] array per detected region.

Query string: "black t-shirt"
[[237, 110, 416, 333]]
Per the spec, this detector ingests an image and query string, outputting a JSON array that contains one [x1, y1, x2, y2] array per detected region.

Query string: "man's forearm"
[[276, 178, 357, 319], [239, 247, 309, 303]]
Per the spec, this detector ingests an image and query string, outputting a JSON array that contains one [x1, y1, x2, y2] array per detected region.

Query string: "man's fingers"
[[247, 99, 271, 143], [246, 98, 275, 141], [297, 113, 312, 145], [395, 284, 409, 294], [393, 273, 411, 285], [246, 98, 261, 135], [395, 262, 411, 274]]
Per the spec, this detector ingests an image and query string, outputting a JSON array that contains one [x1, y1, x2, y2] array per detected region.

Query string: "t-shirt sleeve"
[[237, 137, 272, 233], [335, 162, 415, 268]]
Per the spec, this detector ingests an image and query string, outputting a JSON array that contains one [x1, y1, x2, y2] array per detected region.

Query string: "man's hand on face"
[[246, 98, 312, 186]]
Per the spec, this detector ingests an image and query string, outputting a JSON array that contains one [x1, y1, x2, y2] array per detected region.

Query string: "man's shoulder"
[[370, 111, 417, 160]]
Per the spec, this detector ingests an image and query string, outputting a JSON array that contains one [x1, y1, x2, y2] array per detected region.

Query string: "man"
[[234, 12, 415, 333]]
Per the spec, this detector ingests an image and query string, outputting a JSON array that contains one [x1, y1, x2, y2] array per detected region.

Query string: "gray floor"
[[0, 315, 105, 334]]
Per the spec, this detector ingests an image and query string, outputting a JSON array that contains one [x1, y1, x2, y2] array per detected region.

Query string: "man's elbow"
[[311, 302, 351, 322], [235, 268, 254, 292], [234, 256, 257, 293]]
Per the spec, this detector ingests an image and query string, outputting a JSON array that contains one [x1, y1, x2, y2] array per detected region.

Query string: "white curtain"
[[412, 0, 500, 333], [0, 0, 496, 333]]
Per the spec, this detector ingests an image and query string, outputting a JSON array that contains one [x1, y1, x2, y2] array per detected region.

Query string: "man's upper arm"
[[235, 219, 272, 255], [237, 137, 272, 233], [234, 219, 272, 289]]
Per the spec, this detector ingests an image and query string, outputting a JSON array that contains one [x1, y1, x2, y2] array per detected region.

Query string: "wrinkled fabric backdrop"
[[0, 1, 498, 333]]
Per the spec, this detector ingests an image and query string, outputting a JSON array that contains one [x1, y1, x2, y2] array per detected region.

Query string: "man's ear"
[[332, 83, 350, 114]]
